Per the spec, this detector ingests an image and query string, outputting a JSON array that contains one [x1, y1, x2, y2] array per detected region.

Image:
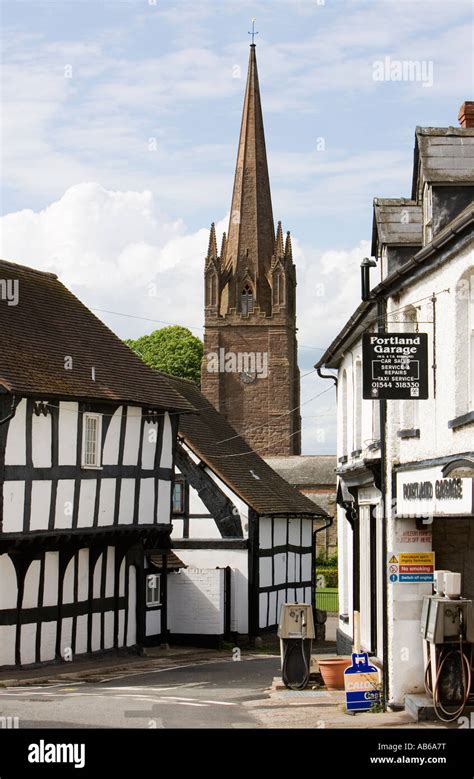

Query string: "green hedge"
[[316, 566, 338, 588], [315, 551, 338, 568]]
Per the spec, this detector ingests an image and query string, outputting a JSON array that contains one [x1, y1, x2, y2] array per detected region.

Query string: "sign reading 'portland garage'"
[[396, 467, 474, 518], [362, 332, 428, 400]]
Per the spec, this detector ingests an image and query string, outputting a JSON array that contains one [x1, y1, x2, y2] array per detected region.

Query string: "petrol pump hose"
[[424, 609, 473, 723], [281, 637, 311, 690]]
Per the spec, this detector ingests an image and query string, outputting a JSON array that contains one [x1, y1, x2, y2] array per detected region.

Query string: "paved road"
[[0, 656, 280, 729]]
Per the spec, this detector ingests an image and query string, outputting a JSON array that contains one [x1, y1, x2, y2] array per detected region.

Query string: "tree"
[[125, 325, 203, 384]]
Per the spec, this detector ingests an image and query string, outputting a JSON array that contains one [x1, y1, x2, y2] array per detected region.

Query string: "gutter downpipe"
[[0, 395, 17, 426], [313, 369, 337, 620], [0, 396, 17, 534], [313, 515, 334, 633], [316, 366, 338, 389], [377, 295, 389, 711]]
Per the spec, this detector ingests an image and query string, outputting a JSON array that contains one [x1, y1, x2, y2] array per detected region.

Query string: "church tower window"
[[241, 285, 254, 315]]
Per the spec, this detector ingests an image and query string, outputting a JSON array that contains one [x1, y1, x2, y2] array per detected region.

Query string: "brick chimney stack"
[[458, 101, 474, 128]]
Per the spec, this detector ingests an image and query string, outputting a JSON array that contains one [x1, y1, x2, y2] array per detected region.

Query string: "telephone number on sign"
[[372, 382, 419, 388]]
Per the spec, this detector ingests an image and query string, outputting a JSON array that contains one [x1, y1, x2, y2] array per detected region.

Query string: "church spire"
[[225, 44, 275, 311]]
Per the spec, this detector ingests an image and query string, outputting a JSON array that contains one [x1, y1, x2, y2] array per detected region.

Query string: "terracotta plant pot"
[[318, 657, 351, 690]]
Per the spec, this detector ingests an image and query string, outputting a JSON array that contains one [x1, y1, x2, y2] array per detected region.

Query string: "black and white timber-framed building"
[[166, 375, 327, 643], [0, 259, 192, 667]]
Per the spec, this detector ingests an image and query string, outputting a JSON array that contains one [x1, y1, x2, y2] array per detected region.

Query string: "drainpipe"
[[313, 515, 334, 634], [0, 396, 17, 534], [377, 296, 389, 710], [361, 257, 377, 301], [316, 366, 338, 389], [0, 395, 17, 426]]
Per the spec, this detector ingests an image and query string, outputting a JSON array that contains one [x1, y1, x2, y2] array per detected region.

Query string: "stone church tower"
[[201, 44, 301, 456]]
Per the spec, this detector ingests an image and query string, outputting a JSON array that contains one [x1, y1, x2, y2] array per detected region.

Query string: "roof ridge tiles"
[[0, 258, 58, 279]]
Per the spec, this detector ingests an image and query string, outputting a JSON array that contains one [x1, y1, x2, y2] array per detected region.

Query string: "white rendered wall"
[[174, 549, 249, 633], [168, 567, 225, 635]]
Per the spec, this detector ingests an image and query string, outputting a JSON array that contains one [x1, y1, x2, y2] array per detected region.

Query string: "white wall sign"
[[396, 466, 473, 518]]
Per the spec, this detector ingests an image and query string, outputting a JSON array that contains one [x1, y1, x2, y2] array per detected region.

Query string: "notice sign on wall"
[[362, 332, 428, 399], [388, 551, 435, 583], [396, 466, 474, 518]]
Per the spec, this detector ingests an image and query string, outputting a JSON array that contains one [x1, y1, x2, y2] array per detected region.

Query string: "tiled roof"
[[166, 375, 327, 518], [149, 551, 187, 570], [372, 198, 422, 250], [0, 259, 193, 412], [413, 127, 474, 197], [264, 455, 337, 486]]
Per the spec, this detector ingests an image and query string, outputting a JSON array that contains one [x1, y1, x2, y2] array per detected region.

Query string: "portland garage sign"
[[362, 332, 428, 400]]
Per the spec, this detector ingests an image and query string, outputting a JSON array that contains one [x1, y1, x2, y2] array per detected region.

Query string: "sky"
[[1, 0, 473, 453]]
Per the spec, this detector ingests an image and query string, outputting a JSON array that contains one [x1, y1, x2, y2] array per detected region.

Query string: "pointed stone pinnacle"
[[220, 231, 227, 261], [207, 222, 218, 259], [275, 221, 284, 257]]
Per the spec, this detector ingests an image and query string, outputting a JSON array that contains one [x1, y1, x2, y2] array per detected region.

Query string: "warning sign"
[[388, 551, 434, 584], [399, 552, 434, 565]]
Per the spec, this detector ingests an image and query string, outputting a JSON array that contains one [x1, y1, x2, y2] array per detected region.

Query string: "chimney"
[[360, 257, 377, 301], [458, 101, 474, 128]]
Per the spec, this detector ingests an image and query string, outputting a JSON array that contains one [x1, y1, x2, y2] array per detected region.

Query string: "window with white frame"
[[354, 360, 362, 451], [172, 478, 185, 514], [423, 183, 433, 245], [341, 369, 348, 456], [402, 306, 419, 430], [146, 574, 161, 607], [470, 275, 474, 409], [455, 269, 474, 416], [372, 400, 380, 443], [82, 413, 102, 467]]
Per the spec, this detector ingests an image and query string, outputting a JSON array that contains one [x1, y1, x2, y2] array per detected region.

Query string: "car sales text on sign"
[[362, 332, 428, 400]]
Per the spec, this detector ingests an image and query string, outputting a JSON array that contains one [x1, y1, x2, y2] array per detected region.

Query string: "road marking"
[[175, 701, 207, 708], [200, 700, 236, 706], [161, 695, 204, 701], [159, 696, 236, 707], [4, 681, 86, 691], [101, 682, 205, 692]]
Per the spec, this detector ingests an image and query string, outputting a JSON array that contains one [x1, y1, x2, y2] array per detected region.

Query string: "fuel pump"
[[420, 571, 474, 722], [278, 603, 315, 690]]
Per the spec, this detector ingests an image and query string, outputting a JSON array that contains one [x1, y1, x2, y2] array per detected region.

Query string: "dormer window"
[[241, 285, 254, 315]]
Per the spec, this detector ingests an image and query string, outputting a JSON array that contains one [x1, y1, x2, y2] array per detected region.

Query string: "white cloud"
[[2, 0, 470, 211], [0, 183, 207, 338], [0, 182, 367, 453]]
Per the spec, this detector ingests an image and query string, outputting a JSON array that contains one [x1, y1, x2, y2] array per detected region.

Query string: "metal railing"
[[316, 587, 339, 613]]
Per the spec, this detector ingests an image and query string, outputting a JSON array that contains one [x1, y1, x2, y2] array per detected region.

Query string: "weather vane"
[[248, 18, 258, 45]]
